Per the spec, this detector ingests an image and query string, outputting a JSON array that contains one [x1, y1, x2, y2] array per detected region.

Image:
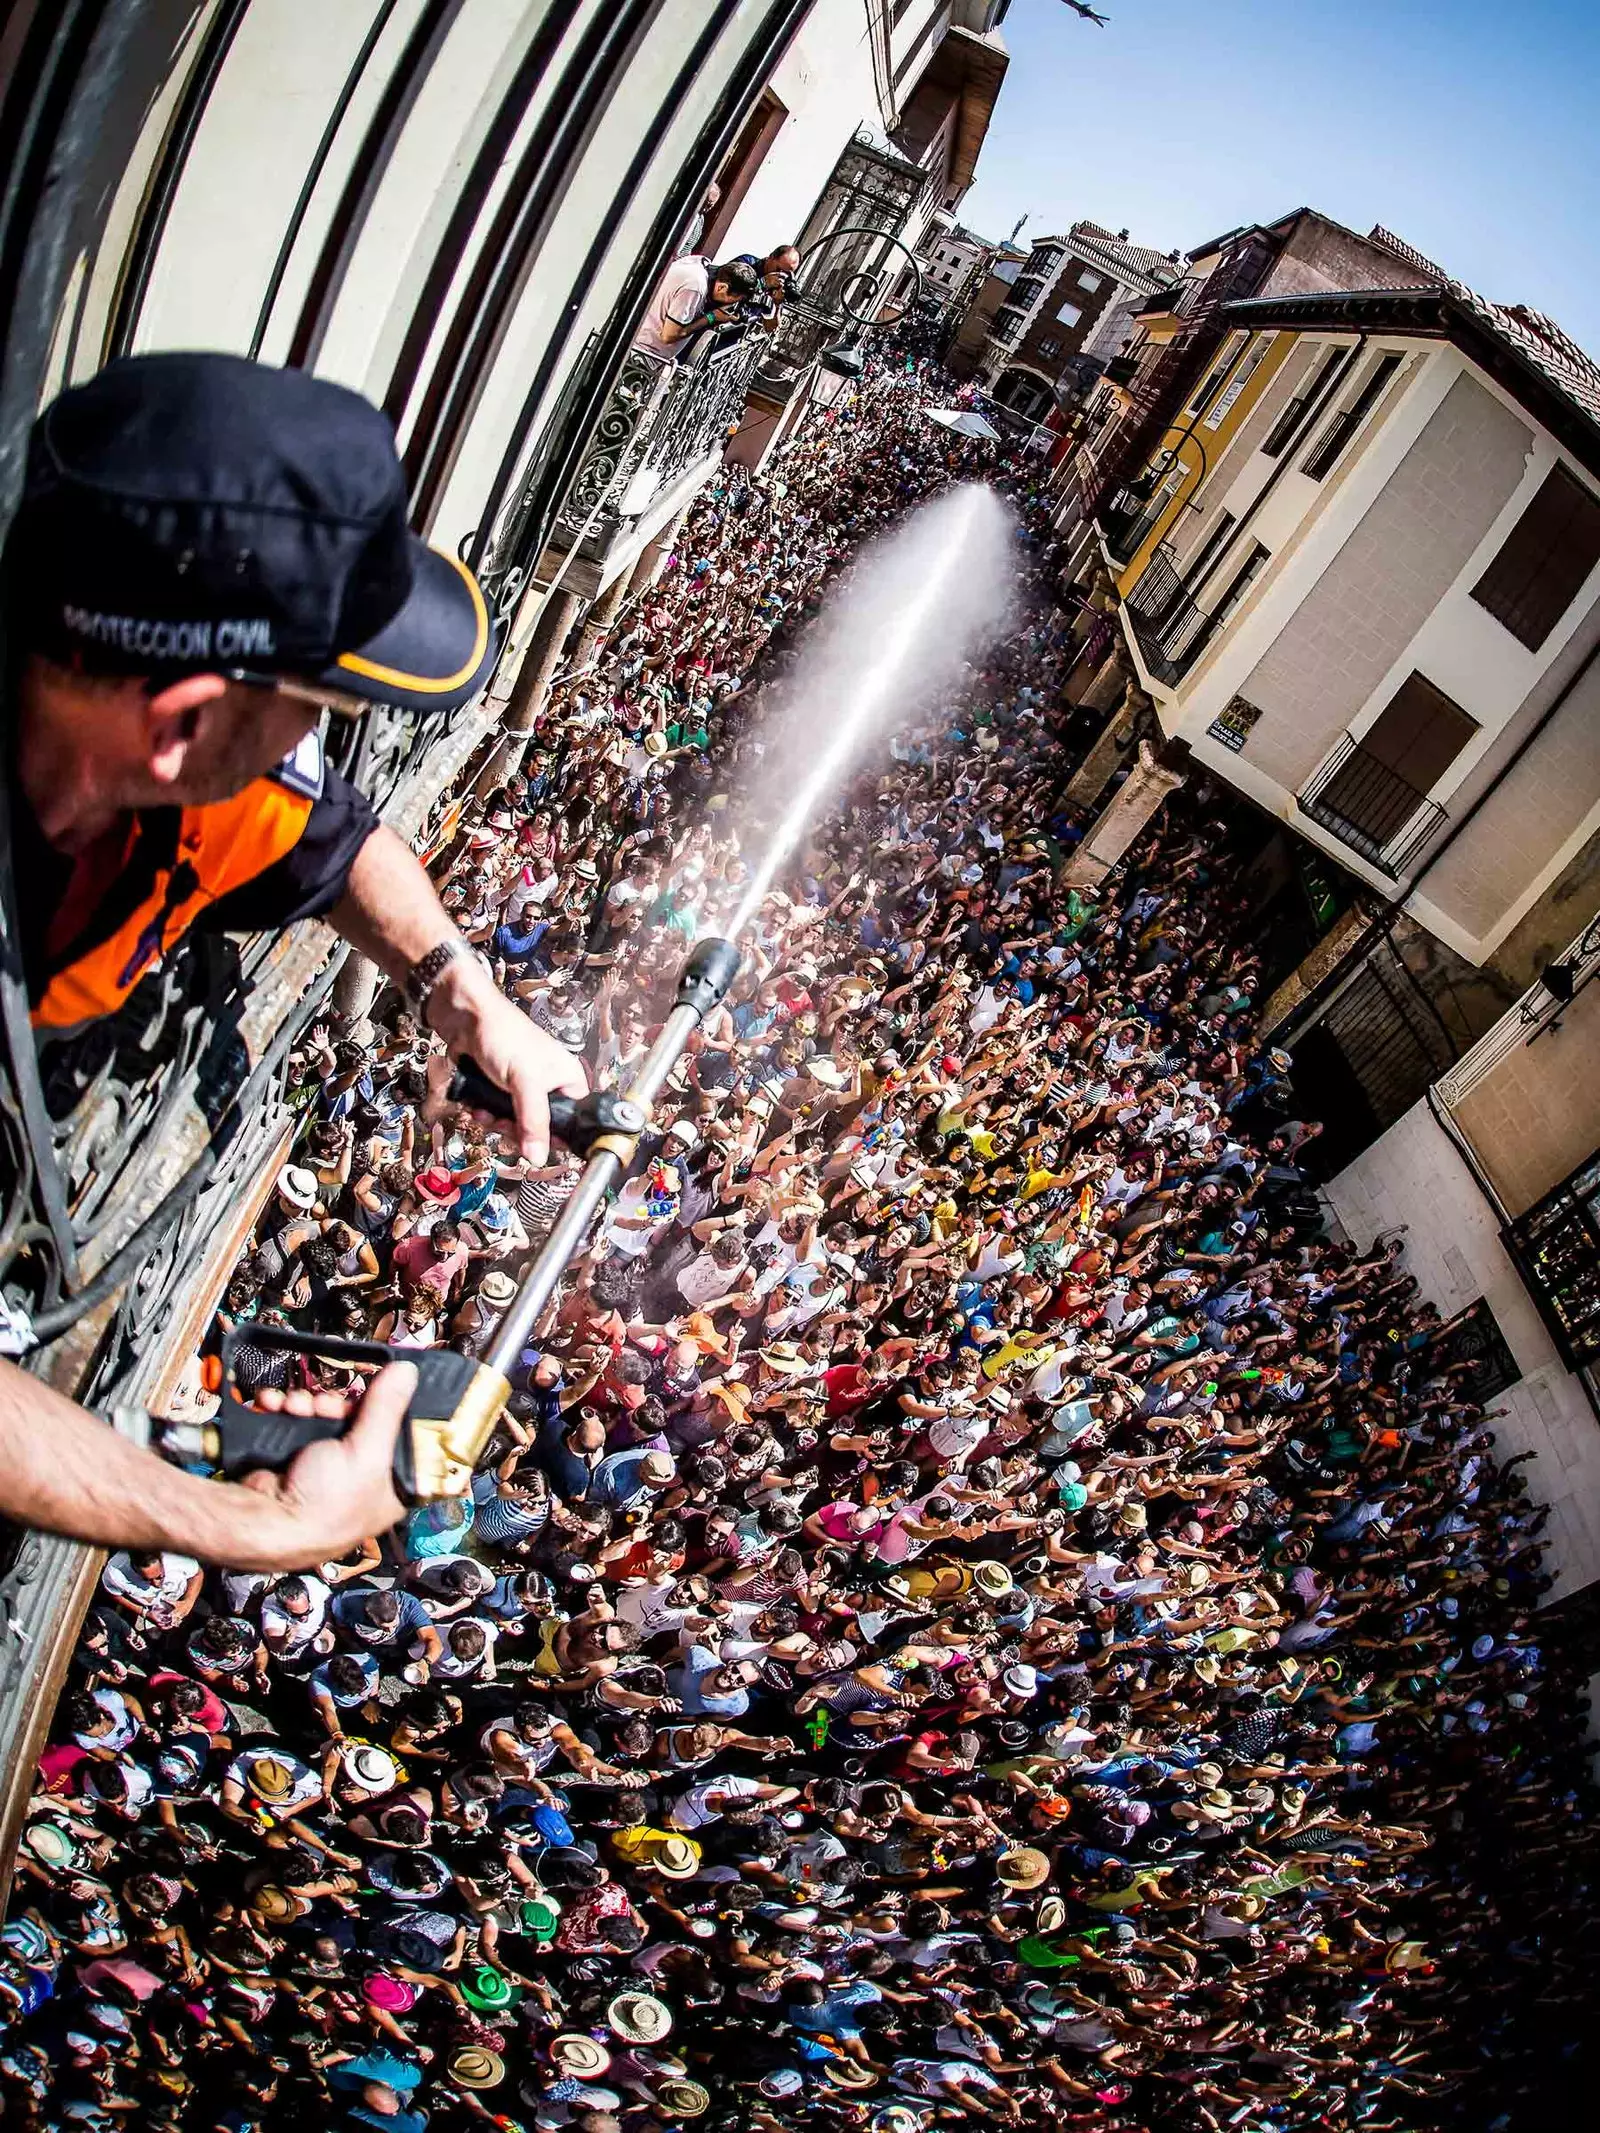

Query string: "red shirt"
[[823, 1363, 874, 1421]]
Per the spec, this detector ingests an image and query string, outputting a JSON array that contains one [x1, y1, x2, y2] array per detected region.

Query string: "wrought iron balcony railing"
[[1123, 543, 1215, 685], [1298, 734, 1448, 876], [535, 330, 766, 566], [1103, 489, 1171, 566]]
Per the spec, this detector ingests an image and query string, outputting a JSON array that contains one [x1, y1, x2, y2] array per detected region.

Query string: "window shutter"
[[1471, 466, 1600, 651]]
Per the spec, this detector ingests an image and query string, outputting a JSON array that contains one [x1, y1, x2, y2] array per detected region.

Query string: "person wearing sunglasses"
[[0, 351, 585, 1568]]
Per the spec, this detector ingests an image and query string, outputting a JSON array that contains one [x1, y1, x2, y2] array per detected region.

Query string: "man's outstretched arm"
[[0, 1356, 410, 1571]]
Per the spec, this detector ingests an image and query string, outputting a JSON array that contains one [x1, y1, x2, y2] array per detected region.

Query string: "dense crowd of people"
[[4, 360, 1598, 2133]]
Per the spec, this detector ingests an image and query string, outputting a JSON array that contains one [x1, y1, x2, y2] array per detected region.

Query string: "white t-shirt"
[[603, 1176, 674, 1259], [616, 1580, 695, 1637], [677, 1250, 740, 1308], [633, 255, 709, 359], [926, 1406, 990, 1466], [668, 1772, 763, 1830], [260, 1577, 331, 1655], [101, 1552, 199, 1615]]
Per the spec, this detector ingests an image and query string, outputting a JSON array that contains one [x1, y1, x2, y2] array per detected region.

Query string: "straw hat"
[[823, 2062, 878, 2091], [462, 1965, 516, 2011], [21, 1818, 78, 1869], [363, 1975, 416, 2012], [760, 1342, 811, 1375], [1002, 1664, 1039, 1699], [657, 2078, 710, 2115], [646, 1836, 701, 1880], [519, 1894, 561, 1942], [643, 731, 669, 757], [875, 2109, 924, 2133], [1036, 1895, 1068, 1936], [248, 1756, 295, 1800], [551, 2034, 611, 2078], [996, 1846, 1051, 1890], [971, 1561, 1013, 1599], [480, 1272, 518, 1306], [276, 1164, 318, 1209], [450, 2047, 505, 2091], [607, 1990, 674, 2042], [679, 1310, 729, 1357]]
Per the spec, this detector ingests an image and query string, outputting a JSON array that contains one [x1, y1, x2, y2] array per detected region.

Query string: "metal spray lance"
[[164, 937, 742, 1501]]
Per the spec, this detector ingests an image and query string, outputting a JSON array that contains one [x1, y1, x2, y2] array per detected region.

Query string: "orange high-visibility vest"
[[32, 779, 313, 1032]]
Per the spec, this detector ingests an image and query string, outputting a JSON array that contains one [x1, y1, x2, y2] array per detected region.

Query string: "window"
[[1359, 672, 1477, 791], [1203, 332, 1272, 429], [1304, 674, 1475, 862], [1182, 510, 1238, 595], [1471, 465, 1600, 651], [1056, 301, 1082, 327], [994, 259, 1021, 284], [1077, 267, 1103, 291], [701, 90, 788, 253], [1301, 353, 1404, 480], [1187, 330, 1247, 418], [1037, 337, 1061, 358], [1260, 346, 1344, 458], [1206, 540, 1270, 633], [1505, 1147, 1600, 1369]]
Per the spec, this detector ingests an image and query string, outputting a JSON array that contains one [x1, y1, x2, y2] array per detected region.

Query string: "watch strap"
[[404, 937, 471, 1017]]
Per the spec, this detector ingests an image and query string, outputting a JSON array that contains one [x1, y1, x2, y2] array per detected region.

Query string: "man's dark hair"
[[711, 259, 760, 300]]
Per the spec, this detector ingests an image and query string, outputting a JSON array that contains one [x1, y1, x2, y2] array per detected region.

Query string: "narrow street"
[[6, 366, 1592, 2133]]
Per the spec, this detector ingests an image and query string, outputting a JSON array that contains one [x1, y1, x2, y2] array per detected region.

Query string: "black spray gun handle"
[[197, 1329, 504, 1505], [447, 1061, 647, 1146]]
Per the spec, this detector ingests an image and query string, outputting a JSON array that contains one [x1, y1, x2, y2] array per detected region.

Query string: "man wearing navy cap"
[[0, 352, 585, 1568]]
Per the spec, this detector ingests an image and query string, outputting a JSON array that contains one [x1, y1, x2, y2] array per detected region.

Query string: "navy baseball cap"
[[10, 351, 494, 714]]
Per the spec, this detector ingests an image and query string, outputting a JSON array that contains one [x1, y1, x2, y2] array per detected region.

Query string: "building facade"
[[976, 220, 1178, 423], [1043, 207, 1600, 1614]]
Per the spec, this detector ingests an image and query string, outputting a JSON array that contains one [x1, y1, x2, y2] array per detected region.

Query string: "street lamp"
[[811, 332, 867, 409], [1132, 413, 1210, 511]]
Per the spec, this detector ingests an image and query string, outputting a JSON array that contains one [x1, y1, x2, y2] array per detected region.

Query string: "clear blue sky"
[[960, 0, 1600, 355]]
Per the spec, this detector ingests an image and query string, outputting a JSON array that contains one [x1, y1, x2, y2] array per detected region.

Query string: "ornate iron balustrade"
[[633, 328, 766, 499], [533, 330, 766, 570], [1298, 734, 1448, 877]]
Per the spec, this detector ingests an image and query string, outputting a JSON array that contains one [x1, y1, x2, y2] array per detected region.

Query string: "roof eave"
[[1222, 289, 1600, 482]]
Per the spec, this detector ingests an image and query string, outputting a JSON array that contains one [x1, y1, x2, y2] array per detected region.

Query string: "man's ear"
[[142, 673, 230, 786]]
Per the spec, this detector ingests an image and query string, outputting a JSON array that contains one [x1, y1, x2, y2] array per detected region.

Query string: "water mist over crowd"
[[718, 481, 1017, 936]]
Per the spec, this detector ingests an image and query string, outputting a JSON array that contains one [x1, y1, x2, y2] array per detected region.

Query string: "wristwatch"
[[403, 936, 472, 1019]]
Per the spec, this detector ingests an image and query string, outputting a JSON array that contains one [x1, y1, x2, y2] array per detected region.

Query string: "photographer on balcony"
[[0, 353, 585, 1570], [632, 253, 761, 361]]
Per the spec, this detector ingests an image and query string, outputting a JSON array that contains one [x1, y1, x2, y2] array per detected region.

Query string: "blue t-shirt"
[[331, 1588, 430, 1651], [670, 1643, 749, 1717]]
